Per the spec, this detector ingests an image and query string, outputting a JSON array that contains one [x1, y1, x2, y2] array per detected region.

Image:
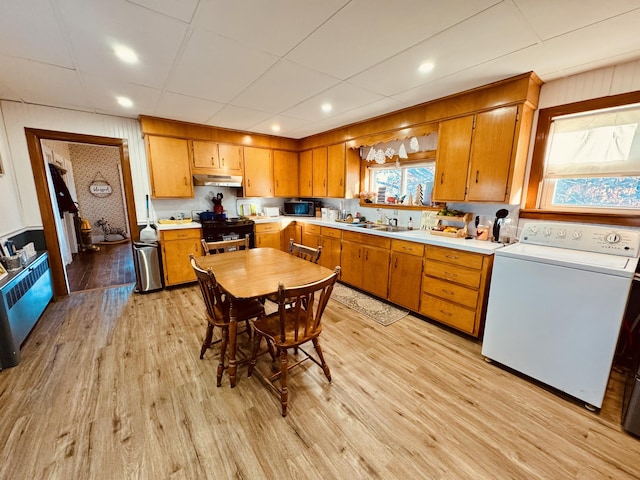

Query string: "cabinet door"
[[162, 237, 201, 286], [340, 241, 362, 287], [147, 136, 193, 198], [312, 147, 327, 196], [320, 235, 341, 270], [218, 143, 244, 173], [361, 246, 389, 298], [299, 150, 313, 197], [388, 252, 422, 311], [273, 150, 299, 197], [282, 223, 302, 251], [256, 232, 281, 249], [433, 116, 473, 202], [466, 105, 518, 202], [327, 143, 345, 198], [244, 147, 273, 197], [192, 140, 219, 170]]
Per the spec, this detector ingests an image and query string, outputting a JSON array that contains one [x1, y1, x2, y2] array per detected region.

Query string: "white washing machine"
[[482, 222, 640, 410]]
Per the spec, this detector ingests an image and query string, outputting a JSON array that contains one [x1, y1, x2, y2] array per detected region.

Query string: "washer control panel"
[[520, 222, 640, 257]]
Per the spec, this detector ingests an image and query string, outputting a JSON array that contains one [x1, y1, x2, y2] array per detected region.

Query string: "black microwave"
[[283, 201, 316, 216]]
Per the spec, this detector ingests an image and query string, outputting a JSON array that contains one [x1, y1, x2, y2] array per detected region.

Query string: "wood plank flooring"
[[0, 284, 638, 479], [66, 242, 136, 292]]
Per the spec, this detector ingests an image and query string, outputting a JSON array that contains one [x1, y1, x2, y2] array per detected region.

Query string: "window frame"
[[521, 90, 640, 227], [368, 160, 436, 203]]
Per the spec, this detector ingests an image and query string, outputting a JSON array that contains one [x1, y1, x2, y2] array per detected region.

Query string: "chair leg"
[[248, 333, 262, 377], [200, 323, 214, 359], [312, 338, 331, 383], [279, 349, 289, 417], [245, 319, 252, 338], [217, 327, 229, 387]]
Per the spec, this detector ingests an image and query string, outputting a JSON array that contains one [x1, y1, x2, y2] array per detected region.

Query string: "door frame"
[[25, 128, 139, 297]]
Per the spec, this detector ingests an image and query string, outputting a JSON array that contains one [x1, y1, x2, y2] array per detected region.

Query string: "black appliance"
[[200, 218, 255, 248], [283, 200, 315, 216], [622, 271, 640, 436]]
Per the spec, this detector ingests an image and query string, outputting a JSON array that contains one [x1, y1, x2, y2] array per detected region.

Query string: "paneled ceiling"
[[1, 0, 640, 139]]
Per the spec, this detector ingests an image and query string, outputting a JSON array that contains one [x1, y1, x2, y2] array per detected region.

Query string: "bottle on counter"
[[408, 217, 413, 230]]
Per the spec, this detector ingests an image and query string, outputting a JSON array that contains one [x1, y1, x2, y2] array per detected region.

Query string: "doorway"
[[25, 128, 139, 297]]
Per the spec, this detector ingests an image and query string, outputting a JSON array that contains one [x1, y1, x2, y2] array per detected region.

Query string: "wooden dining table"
[[195, 247, 335, 387]]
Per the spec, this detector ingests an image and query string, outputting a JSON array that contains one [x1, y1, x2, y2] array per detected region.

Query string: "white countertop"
[[153, 216, 504, 254]]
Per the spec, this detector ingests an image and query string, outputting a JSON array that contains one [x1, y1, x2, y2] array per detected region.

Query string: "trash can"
[[133, 242, 163, 293]]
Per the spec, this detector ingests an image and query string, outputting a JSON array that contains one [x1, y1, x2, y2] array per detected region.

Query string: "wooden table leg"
[[228, 302, 238, 387]]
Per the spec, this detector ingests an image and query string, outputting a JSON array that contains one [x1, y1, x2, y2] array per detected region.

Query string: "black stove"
[[200, 217, 255, 247]]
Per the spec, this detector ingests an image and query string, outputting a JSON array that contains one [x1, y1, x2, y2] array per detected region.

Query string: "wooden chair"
[[190, 255, 265, 386], [288, 238, 322, 263], [248, 266, 340, 416], [201, 234, 250, 255]]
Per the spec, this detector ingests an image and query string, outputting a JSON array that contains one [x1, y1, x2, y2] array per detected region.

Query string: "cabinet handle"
[[444, 272, 458, 279], [439, 310, 452, 317], [221, 157, 225, 166], [248, 179, 251, 187], [211, 156, 215, 165], [442, 289, 454, 296], [445, 254, 459, 259], [323, 179, 326, 187], [340, 179, 343, 186], [365, 251, 368, 261], [308, 180, 311, 188], [475, 170, 479, 183], [184, 177, 188, 185], [440, 173, 444, 184], [394, 258, 398, 268], [276, 180, 279, 187]]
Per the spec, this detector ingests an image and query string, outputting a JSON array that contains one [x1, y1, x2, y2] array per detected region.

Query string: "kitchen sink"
[[349, 223, 409, 232]]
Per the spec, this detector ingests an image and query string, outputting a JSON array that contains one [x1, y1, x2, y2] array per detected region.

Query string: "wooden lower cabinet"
[[160, 228, 202, 286], [255, 222, 281, 249], [341, 231, 389, 299], [388, 240, 424, 311], [281, 222, 302, 251], [300, 223, 341, 270], [419, 245, 493, 337]]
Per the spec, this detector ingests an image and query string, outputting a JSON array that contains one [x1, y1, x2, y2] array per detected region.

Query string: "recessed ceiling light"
[[116, 96, 133, 108], [271, 124, 281, 133], [114, 45, 138, 64], [321, 103, 332, 113], [418, 62, 434, 74]]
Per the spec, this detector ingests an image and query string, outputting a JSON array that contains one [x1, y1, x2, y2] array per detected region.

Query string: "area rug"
[[330, 283, 409, 326]]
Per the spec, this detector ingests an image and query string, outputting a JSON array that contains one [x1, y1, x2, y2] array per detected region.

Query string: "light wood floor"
[[0, 284, 638, 479], [66, 242, 135, 292]]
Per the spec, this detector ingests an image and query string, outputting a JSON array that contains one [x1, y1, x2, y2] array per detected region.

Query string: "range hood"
[[193, 174, 243, 187]]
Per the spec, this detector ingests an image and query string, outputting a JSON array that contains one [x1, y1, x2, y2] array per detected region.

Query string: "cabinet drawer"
[[343, 230, 390, 249], [161, 228, 201, 241], [255, 222, 280, 233], [425, 245, 484, 270], [424, 261, 481, 289], [321, 226, 342, 239], [303, 224, 321, 236], [391, 240, 424, 256], [422, 276, 478, 309], [420, 294, 476, 334]]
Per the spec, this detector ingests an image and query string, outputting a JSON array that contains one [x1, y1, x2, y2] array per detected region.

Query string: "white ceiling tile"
[[58, 0, 188, 88], [513, 0, 640, 41], [193, 0, 348, 56], [205, 105, 273, 131], [349, 2, 539, 96], [231, 60, 340, 113], [0, 0, 74, 67], [0, 56, 93, 110], [155, 92, 225, 124], [82, 74, 161, 117], [286, 0, 501, 80], [281, 82, 384, 122], [168, 28, 279, 103], [128, 0, 200, 23], [247, 115, 312, 137]]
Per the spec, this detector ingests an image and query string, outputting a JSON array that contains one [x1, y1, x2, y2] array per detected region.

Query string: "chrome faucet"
[[388, 218, 398, 227]]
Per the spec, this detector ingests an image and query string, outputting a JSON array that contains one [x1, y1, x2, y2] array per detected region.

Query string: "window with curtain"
[[539, 103, 640, 211]]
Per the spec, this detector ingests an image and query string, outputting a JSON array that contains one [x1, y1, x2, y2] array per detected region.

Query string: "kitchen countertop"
[[154, 216, 504, 254]]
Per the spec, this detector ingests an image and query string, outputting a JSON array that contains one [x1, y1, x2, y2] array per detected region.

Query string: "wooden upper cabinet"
[[327, 143, 345, 198], [433, 104, 527, 203], [433, 116, 473, 202], [466, 105, 519, 202], [243, 146, 273, 197], [192, 141, 243, 174], [146, 135, 194, 198], [273, 150, 299, 197], [299, 150, 313, 197], [218, 143, 244, 173], [312, 147, 327, 196]]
